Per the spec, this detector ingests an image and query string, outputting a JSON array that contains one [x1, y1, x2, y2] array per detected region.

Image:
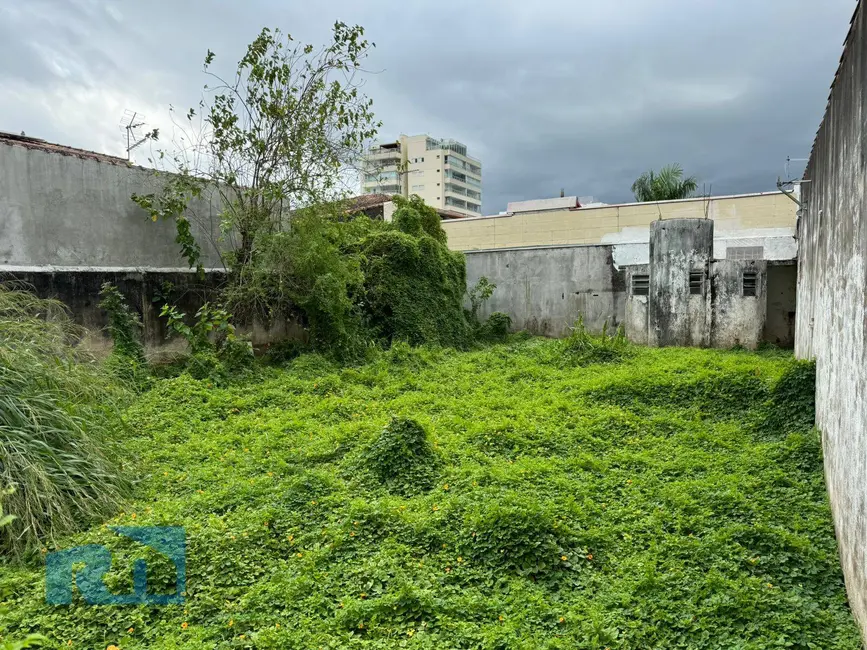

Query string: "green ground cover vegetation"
[[0, 337, 860, 649]]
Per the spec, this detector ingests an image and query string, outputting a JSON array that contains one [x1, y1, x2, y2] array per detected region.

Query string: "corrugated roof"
[[0, 131, 131, 166]]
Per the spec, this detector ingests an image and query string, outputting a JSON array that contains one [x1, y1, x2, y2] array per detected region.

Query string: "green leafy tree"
[[631, 163, 698, 202], [133, 23, 381, 297]]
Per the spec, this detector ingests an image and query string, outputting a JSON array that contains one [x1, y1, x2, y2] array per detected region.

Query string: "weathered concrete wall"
[[624, 265, 649, 345], [710, 260, 766, 349], [0, 141, 225, 268], [648, 219, 713, 347], [2, 269, 300, 358], [796, 0, 867, 634], [625, 219, 777, 349], [764, 263, 797, 347], [463, 245, 626, 337]]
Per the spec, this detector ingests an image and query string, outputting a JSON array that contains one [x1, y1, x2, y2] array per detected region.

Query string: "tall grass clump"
[[0, 285, 127, 558], [561, 315, 631, 365]]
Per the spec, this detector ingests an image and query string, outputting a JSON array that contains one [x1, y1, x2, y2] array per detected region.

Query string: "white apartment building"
[[361, 134, 482, 218]]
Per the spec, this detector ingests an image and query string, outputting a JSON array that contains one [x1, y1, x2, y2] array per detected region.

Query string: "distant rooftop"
[[0, 131, 130, 166], [507, 196, 581, 214], [346, 193, 467, 220]]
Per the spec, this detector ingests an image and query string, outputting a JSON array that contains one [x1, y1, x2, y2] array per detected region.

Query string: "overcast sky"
[[0, 0, 856, 214]]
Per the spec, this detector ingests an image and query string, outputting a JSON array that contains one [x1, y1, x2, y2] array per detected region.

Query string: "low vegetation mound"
[[355, 417, 441, 496], [0, 341, 859, 648]]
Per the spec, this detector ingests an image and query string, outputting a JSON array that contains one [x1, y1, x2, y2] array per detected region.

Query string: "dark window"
[[742, 270, 758, 297], [632, 274, 649, 296], [689, 271, 703, 295]]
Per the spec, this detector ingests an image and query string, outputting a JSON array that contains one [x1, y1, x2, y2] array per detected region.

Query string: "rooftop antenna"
[[776, 156, 810, 206], [119, 109, 148, 161]]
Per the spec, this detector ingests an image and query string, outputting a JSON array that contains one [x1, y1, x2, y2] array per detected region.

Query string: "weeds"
[[561, 315, 631, 365], [99, 283, 149, 389], [0, 340, 857, 648], [99, 283, 144, 363]]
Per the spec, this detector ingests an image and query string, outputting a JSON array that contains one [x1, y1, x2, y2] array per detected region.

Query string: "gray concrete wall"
[[2, 269, 300, 359], [625, 220, 781, 349], [463, 245, 626, 337], [624, 265, 649, 345], [0, 141, 225, 268], [648, 219, 714, 347], [710, 260, 766, 349], [796, 0, 867, 634]]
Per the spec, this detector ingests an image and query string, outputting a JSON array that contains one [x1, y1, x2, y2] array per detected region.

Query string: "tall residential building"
[[361, 134, 482, 218]]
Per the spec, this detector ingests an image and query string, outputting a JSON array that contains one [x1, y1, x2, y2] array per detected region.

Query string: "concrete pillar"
[[648, 218, 713, 347]]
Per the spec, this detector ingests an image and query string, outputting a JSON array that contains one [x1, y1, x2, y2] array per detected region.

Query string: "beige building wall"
[[442, 192, 798, 261]]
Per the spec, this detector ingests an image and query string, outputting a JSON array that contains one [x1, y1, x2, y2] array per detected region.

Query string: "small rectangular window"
[[689, 271, 703, 295], [742, 270, 757, 297], [727, 246, 763, 260], [632, 274, 649, 296]]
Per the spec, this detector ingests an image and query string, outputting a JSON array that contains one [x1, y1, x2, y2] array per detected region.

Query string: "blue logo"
[[46, 526, 186, 605]]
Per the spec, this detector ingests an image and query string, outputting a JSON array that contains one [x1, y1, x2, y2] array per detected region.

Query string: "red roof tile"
[[0, 131, 131, 166]]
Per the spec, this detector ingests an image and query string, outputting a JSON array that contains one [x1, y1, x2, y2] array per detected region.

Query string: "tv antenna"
[[776, 156, 810, 207], [119, 109, 148, 160]]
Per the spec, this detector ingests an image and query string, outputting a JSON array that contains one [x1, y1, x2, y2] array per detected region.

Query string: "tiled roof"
[[0, 131, 131, 166], [346, 194, 393, 211], [346, 194, 468, 219]]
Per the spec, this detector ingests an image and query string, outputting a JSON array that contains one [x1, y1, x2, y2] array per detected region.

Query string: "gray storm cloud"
[[0, 0, 854, 213]]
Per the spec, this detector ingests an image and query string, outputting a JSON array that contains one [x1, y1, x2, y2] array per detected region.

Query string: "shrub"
[[760, 360, 816, 435], [361, 196, 471, 347], [468, 276, 496, 324], [462, 494, 576, 577], [356, 417, 439, 495], [561, 316, 631, 365], [480, 312, 512, 341], [585, 367, 769, 417], [161, 303, 253, 382], [0, 286, 127, 558], [229, 206, 372, 357]]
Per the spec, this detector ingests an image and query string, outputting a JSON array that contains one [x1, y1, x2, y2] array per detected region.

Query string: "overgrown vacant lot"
[[1, 340, 860, 648]]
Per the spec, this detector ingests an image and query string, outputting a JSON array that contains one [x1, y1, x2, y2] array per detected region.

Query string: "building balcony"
[[365, 149, 402, 166], [445, 196, 481, 213], [364, 170, 400, 183], [445, 169, 482, 188], [444, 183, 482, 201], [444, 155, 482, 178]]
